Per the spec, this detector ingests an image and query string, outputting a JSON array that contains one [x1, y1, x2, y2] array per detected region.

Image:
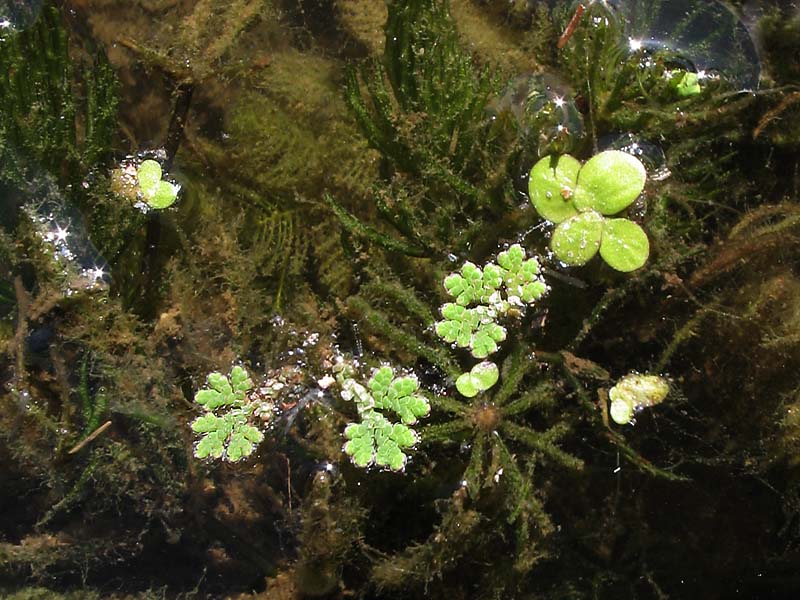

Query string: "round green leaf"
[[456, 372, 479, 398], [136, 159, 162, 197], [147, 180, 178, 209], [471, 361, 499, 391], [609, 398, 634, 425], [599, 218, 650, 272], [528, 154, 581, 223], [551, 211, 604, 266], [573, 150, 646, 215]]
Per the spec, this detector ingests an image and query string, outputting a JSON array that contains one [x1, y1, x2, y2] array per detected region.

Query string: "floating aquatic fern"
[[337, 363, 430, 471], [435, 244, 546, 362], [191, 366, 269, 462]]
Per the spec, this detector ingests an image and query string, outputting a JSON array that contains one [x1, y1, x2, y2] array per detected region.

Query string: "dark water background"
[[2, 1, 800, 598]]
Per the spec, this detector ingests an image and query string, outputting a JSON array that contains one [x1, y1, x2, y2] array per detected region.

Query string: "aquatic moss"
[[0, 5, 118, 185]]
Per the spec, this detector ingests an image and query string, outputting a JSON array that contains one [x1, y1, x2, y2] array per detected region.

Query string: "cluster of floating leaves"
[[110, 153, 181, 212], [529, 150, 650, 272], [336, 361, 430, 472]]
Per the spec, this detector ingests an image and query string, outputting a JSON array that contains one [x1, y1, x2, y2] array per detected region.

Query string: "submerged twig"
[[68, 420, 112, 454]]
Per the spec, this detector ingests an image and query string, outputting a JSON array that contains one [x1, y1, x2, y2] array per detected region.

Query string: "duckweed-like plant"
[[191, 366, 267, 462], [608, 373, 669, 425], [136, 159, 179, 209], [529, 150, 649, 272], [455, 361, 499, 399], [671, 70, 702, 98], [337, 364, 431, 471]]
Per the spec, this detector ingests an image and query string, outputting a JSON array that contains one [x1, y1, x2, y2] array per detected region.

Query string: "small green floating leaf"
[[375, 439, 406, 471], [390, 423, 417, 448], [207, 372, 231, 394], [194, 389, 226, 410], [599, 218, 650, 272], [147, 180, 178, 209], [528, 154, 581, 223], [471, 322, 506, 359], [471, 361, 499, 391], [672, 71, 701, 97], [573, 150, 646, 215], [227, 430, 259, 462], [551, 210, 604, 266], [230, 365, 253, 393], [610, 374, 669, 410], [344, 429, 375, 467], [609, 398, 634, 425], [136, 159, 162, 197], [456, 361, 500, 398]]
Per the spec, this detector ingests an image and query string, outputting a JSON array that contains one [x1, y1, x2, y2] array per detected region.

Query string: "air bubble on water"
[[613, 0, 761, 90], [0, 0, 43, 32]]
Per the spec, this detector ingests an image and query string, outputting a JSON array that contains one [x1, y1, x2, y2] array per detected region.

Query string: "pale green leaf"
[[599, 218, 650, 272], [573, 150, 646, 215], [551, 211, 604, 266], [528, 154, 581, 223], [136, 160, 162, 197]]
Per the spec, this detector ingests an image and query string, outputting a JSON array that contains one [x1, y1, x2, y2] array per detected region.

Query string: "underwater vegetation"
[[2, 0, 800, 599]]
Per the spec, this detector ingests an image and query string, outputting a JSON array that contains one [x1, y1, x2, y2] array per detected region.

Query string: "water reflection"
[[0, 0, 42, 31], [605, 0, 761, 90]]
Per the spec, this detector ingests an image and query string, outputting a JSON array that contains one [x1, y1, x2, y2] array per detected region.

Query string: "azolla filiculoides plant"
[[334, 360, 431, 472], [190, 365, 272, 462], [436, 243, 548, 397]]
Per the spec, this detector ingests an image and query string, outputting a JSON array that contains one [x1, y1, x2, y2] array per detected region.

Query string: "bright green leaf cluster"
[[339, 365, 430, 471], [529, 151, 650, 272], [437, 244, 547, 398], [191, 366, 266, 462], [436, 304, 506, 359], [436, 244, 546, 360], [497, 244, 548, 303], [443, 261, 503, 306], [136, 159, 180, 209]]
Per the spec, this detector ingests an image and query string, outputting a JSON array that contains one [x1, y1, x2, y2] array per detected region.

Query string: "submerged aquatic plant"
[[416, 343, 584, 575], [191, 366, 268, 462], [0, 5, 118, 185], [337, 363, 430, 471], [529, 150, 650, 272]]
